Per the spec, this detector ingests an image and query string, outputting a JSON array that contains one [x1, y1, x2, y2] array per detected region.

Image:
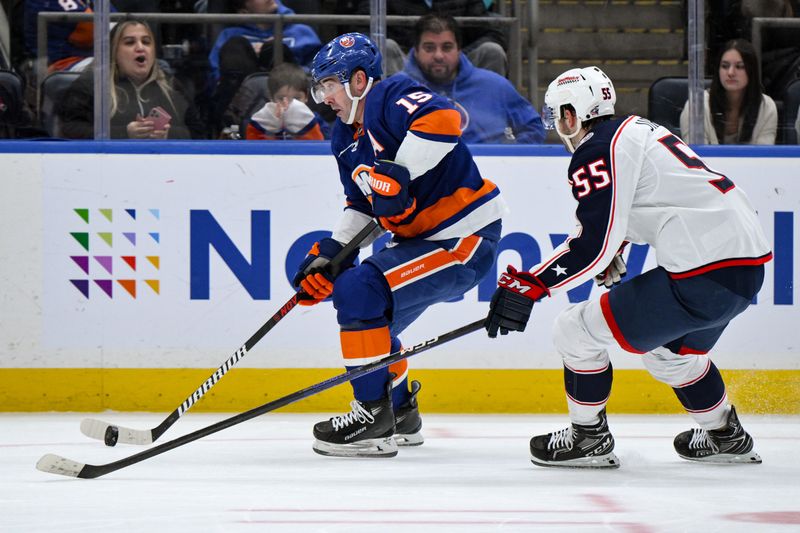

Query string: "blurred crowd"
[[0, 0, 798, 144]]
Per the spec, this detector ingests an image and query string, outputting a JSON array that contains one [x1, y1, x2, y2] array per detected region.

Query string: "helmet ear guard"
[[543, 66, 616, 152]]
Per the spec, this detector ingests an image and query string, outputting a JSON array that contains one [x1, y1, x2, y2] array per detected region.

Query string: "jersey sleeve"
[[531, 118, 638, 294]]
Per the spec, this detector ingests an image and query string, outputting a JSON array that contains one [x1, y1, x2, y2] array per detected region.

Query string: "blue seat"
[[236, 72, 271, 134], [0, 69, 24, 136], [648, 77, 712, 137]]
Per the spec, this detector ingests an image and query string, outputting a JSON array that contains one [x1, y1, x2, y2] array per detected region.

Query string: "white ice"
[[3, 412, 799, 532]]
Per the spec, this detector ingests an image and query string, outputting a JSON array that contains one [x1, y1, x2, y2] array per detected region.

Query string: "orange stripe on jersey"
[[410, 109, 462, 137], [381, 180, 498, 238], [296, 123, 325, 140], [381, 198, 417, 226], [451, 235, 481, 263], [383, 235, 482, 290], [340, 326, 391, 361], [245, 123, 268, 140], [389, 360, 408, 381], [69, 9, 95, 49]]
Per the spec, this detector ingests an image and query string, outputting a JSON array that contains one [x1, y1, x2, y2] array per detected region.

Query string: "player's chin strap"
[[556, 116, 584, 153], [343, 76, 374, 124]]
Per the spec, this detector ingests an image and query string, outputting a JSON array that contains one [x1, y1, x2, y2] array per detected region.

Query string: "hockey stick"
[[37, 319, 485, 479], [79, 220, 379, 447]]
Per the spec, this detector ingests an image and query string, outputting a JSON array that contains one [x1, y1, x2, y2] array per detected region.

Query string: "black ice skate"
[[673, 405, 762, 464], [312, 394, 397, 458], [529, 409, 620, 469], [394, 380, 424, 446]]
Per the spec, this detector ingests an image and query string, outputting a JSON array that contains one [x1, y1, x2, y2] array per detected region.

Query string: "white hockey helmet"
[[542, 66, 616, 152]]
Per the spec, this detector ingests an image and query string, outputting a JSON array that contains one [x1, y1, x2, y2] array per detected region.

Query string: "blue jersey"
[[24, 0, 116, 64], [330, 74, 506, 243]]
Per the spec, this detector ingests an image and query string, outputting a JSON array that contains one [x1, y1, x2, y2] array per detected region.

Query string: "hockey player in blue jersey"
[[293, 33, 507, 458], [485, 66, 772, 468]]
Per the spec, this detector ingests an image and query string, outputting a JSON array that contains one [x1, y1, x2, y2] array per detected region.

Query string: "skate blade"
[[395, 432, 424, 447], [313, 437, 398, 458], [531, 452, 621, 469], [679, 451, 762, 464]]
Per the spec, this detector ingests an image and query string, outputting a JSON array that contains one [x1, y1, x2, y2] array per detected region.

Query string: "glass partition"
[[5, 1, 798, 144]]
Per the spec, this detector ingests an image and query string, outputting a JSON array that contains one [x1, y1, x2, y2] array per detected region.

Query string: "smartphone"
[[147, 106, 172, 130]]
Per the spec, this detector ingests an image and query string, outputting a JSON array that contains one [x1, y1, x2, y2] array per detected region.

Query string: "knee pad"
[[642, 346, 710, 387], [552, 301, 612, 371], [333, 263, 392, 326]]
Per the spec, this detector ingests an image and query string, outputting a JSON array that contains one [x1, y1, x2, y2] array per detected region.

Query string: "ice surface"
[[3, 412, 799, 532]]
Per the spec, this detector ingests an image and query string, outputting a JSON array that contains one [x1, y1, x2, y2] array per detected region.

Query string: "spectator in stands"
[[245, 62, 326, 139], [206, 0, 321, 136], [24, 0, 117, 73], [58, 19, 206, 139], [403, 14, 544, 144], [208, 0, 322, 83], [353, 0, 507, 77], [680, 39, 777, 144]]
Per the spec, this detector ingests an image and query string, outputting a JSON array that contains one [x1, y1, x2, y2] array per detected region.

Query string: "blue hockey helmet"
[[311, 33, 383, 87]]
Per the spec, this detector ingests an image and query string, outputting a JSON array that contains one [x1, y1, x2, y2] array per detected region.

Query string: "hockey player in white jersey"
[[485, 66, 772, 468]]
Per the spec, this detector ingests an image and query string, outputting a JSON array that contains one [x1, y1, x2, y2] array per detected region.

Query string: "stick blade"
[[80, 418, 153, 446], [36, 454, 85, 478]]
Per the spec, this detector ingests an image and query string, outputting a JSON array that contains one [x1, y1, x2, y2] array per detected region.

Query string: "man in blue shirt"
[[403, 14, 545, 144], [208, 0, 321, 82]]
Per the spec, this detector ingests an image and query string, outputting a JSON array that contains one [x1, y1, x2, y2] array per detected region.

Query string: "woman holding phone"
[[59, 18, 205, 139]]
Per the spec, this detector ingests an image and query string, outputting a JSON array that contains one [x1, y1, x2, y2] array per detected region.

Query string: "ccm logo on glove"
[[497, 266, 550, 301]]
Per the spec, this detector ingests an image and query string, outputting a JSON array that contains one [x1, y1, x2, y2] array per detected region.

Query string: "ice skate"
[[530, 409, 620, 469], [674, 405, 762, 464], [394, 380, 424, 446], [312, 394, 397, 458]]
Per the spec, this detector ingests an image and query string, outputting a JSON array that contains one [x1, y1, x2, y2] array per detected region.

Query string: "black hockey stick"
[[37, 319, 485, 479], [79, 220, 379, 447]]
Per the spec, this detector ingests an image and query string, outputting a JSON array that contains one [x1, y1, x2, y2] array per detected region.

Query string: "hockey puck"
[[104, 425, 119, 447]]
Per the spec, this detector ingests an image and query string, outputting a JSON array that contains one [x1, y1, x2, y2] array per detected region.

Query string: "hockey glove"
[[369, 160, 415, 221], [485, 266, 550, 338], [292, 238, 356, 306], [595, 244, 628, 289]]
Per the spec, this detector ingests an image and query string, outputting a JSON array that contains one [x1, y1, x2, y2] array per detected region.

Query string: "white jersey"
[[532, 115, 772, 295]]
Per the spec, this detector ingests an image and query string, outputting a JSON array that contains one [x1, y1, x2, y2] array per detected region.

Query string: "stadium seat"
[[648, 77, 711, 137], [40, 71, 80, 137], [780, 78, 800, 145], [236, 72, 270, 133], [0, 69, 24, 135]]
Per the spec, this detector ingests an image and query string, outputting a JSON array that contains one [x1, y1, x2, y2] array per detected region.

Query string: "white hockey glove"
[[595, 246, 627, 289]]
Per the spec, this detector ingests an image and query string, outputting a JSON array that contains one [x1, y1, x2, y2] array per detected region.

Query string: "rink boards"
[[0, 141, 797, 413]]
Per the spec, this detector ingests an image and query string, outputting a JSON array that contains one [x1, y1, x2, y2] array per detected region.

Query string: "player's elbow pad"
[[369, 160, 414, 219]]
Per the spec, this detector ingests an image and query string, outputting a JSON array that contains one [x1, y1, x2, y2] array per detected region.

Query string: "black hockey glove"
[[292, 237, 357, 305], [485, 266, 550, 338]]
